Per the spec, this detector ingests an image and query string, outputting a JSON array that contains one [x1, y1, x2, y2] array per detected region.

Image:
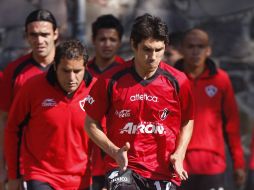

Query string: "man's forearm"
[[84, 115, 119, 158], [174, 120, 193, 157], [85, 115, 130, 171]]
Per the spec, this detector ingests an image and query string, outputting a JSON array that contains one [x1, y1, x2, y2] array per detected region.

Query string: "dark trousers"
[[27, 180, 91, 190], [178, 173, 226, 190], [92, 176, 106, 190], [244, 169, 254, 190], [27, 180, 54, 190]]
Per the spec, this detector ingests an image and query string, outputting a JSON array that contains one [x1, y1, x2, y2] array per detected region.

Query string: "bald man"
[[175, 28, 246, 190]]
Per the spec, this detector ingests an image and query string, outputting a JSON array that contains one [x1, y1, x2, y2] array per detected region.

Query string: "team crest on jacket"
[[205, 85, 218, 97], [79, 95, 95, 111], [159, 108, 170, 120]]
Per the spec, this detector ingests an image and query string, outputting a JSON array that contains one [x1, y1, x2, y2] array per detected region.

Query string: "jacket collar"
[[174, 58, 218, 76]]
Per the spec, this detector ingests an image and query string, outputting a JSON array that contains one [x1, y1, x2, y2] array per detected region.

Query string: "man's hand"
[[7, 179, 21, 190], [170, 153, 188, 180], [234, 168, 246, 187], [114, 142, 130, 171]]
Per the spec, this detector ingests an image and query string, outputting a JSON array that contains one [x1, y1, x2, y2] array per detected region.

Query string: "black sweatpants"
[[178, 173, 226, 190]]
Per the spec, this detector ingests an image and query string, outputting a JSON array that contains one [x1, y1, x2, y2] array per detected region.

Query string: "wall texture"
[[0, 0, 253, 189]]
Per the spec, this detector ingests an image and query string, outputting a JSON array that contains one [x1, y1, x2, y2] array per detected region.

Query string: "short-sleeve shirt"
[[85, 60, 193, 185]]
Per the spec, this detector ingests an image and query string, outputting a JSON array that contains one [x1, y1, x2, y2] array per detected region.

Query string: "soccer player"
[[87, 14, 125, 190], [87, 14, 124, 77], [174, 28, 246, 190], [84, 14, 194, 190], [0, 9, 58, 190], [5, 40, 95, 190]]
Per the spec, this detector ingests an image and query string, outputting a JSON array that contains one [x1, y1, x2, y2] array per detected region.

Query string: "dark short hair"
[[181, 28, 211, 46], [130, 14, 169, 48], [169, 32, 184, 49], [25, 9, 57, 32], [54, 40, 89, 67], [92, 14, 124, 40]]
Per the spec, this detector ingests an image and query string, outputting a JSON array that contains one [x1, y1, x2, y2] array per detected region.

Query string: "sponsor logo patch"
[[108, 170, 132, 184], [120, 122, 166, 134], [108, 171, 119, 179], [115, 109, 131, 118], [41, 98, 57, 107], [130, 93, 158, 102], [111, 176, 128, 183]]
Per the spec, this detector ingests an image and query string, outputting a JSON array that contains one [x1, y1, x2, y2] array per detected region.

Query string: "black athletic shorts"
[[26, 180, 91, 190], [244, 169, 254, 190], [27, 180, 54, 190], [92, 175, 106, 190], [106, 168, 177, 190], [178, 173, 226, 190]]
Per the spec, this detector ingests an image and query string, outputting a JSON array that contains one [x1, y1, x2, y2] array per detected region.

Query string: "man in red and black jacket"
[[175, 28, 246, 190], [0, 9, 58, 190], [87, 14, 125, 190], [5, 40, 95, 190]]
